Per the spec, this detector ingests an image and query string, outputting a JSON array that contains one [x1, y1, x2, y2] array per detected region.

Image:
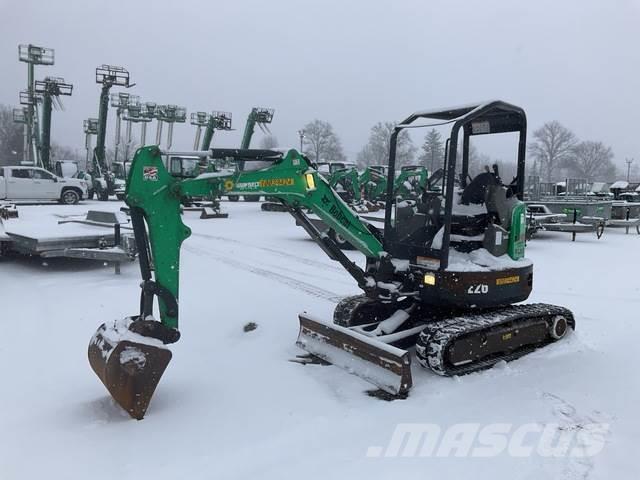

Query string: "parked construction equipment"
[[17, 44, 55, 167], [33, 77, 73, 171], [394, 165, 429, 200], [92, 65, 131, 200], [88, 101, 575, 420], [228, 108, 274, 202], [191, 111, 233, 151]]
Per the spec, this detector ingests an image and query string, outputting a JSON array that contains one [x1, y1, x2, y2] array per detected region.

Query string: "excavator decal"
[[143, 166, 158, 181], [260, 178, 294, 187]]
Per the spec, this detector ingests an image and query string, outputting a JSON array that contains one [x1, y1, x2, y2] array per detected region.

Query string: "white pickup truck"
[[0, 166, 89, 204]]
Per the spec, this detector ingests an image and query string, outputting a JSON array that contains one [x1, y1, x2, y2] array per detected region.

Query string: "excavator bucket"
[[296, 314, 412, 395], [88, 317, 172, 420]]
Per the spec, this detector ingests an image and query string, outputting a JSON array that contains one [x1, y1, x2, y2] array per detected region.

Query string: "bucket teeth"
[[88, 317, 172, 420]]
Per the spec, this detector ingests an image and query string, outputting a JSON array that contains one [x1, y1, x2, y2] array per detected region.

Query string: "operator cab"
[[382, 101, 528, 276], [371, 165, 388, 175], [166, 155, 203, 178], [112, 161, 131, 180]]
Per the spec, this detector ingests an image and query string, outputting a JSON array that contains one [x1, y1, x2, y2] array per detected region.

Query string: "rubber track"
[[333, 294, 375, 326], [415, 303, 575, 376]]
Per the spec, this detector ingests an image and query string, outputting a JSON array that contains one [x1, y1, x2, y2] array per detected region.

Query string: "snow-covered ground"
[[1, 200, 638, 479]]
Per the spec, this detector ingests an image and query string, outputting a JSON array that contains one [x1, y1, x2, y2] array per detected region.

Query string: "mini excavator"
[[88, 101, 574, 419]]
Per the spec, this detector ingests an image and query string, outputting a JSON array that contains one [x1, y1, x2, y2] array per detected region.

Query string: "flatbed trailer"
[[1, 209, 136, 273]]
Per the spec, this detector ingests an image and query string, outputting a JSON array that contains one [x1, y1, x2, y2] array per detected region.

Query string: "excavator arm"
[[125, 146, 384, 332], [90, 145, 407, 419]]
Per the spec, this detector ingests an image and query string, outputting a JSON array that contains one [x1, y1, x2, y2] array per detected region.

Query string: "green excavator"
[[360, 165, 389, 204], [394, 165, 429, 200], [88, 101, 575, 419], [359, 164, 428, 204]]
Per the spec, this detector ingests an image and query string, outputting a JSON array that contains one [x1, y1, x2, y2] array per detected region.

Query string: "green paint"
[[125, 146, 383, 329], [125, 146, 191, 329], [327, 167, 362, 202], [508, 202, 526, 260], [562, 207, 581, 215], [394, 166, 429, 200]]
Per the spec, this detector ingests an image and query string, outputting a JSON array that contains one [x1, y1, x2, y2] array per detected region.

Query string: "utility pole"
[[626, 157, 634, 182], [298, 129, 305, 153]]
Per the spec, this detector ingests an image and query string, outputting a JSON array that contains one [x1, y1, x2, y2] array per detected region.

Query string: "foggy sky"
[[1, 0, 639, 170]]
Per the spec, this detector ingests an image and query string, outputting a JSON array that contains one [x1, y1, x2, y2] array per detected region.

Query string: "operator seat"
[[448, 171, 497, 238], [460, 171, 499, 205], [485, 184, 519, 230]]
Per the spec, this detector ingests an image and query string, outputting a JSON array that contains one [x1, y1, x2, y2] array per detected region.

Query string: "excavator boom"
[[89, 145, 409, 417]]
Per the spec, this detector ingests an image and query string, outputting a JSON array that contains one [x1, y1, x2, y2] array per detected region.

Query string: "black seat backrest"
[[461, 172, 498, 205], [486, 185, 519, 229]]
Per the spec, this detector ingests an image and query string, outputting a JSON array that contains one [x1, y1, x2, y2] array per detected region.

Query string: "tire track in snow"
[[184, 243, 344, 303], [191, 232, 347, 273], [188, 236, 355, 288], [541, 392, 612, 480]]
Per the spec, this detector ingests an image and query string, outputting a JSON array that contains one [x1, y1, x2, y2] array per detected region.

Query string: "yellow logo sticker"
[[224, 179, 234, 191], [259, 178, 294, 187], [496, 275, 520, 286]]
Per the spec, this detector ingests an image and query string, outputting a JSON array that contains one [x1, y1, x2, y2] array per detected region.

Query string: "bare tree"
[[301, 119, 345, 163], [357, 121, 416, 168], [0, 104, 24, 166], [259, 135, 279, 149], [565, 141, 616, 181], [51, 142, 82, 162], [528, 121, 577, 181], [419, 128, 445, 171]]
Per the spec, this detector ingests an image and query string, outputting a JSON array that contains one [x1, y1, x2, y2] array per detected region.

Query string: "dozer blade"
[[296, 314, 412, 395], [199, 207, 229, 219], [88, 317, 172, 420]]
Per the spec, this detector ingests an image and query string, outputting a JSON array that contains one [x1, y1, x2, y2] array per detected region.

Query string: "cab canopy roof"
[[398, 100, 526, 136]]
